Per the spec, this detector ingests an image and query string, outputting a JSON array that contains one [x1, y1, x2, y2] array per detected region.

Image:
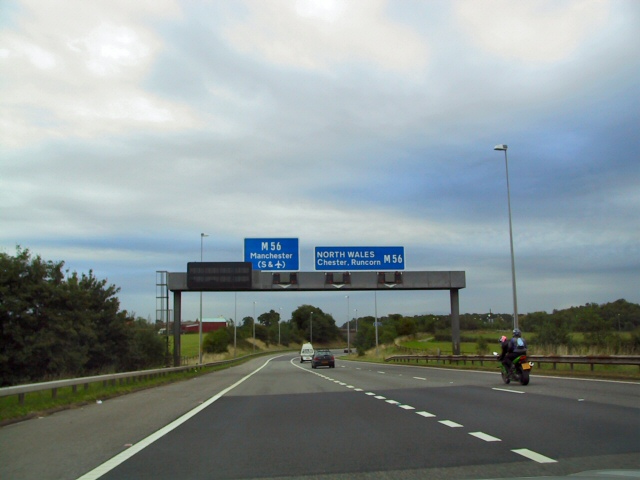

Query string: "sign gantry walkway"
[[165, 265, 466, 365]]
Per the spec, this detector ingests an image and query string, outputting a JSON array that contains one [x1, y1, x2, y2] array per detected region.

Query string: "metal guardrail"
[[0, 352, 272, 405], [385, 354, 640, 371]]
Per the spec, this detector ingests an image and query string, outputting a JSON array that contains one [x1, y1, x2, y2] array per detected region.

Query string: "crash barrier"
[[384, 354, 640, 372], [0, 351, 277, 405]]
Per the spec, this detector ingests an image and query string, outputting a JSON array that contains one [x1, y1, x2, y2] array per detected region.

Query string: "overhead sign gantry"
[[165, 263, 466, 366]]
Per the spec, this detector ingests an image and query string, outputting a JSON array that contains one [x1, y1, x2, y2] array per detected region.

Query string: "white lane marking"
[[386, 400, 400, 405], [413, 377, 427, 380], [374, 395, 386, 400], [416, 411, 436, 418], [492, 388, 525, 394], [365, 392, 376, 396], [399, 405, 415, 410], [439, 420, 463, 428], [77, 355, 283, 480], [377, 371, 386, 374], [512, 449, 558, 464], [469, 432, 501, 442], [347, 385, 355, 389], [354, 388, 363, 392]]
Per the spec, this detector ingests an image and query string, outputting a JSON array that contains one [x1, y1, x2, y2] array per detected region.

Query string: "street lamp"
[[374, 291, 379, 356], [199, 233, 209, 365], [253, 301, 257, 352], [355, 308, 358, 333], [494, 144, 519, 329], [345, 295, 350, 354]]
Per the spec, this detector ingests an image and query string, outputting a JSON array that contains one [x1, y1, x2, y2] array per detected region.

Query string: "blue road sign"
[[244, 238, 299, 271], [315, 246, 405, 271]]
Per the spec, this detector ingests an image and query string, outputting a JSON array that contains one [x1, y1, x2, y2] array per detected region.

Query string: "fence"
[[0, 352, 269, 405], [384, 354, 640, 371]]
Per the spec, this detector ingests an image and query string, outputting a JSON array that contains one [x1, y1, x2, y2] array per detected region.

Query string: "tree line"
[[0, 248, 165, 387], [202, 304, 342, 353], [3, 247, 638, 386]]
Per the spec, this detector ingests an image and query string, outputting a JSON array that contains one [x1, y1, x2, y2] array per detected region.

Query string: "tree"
[[258, 309, 280, 328], [291, 305, 340, 344], [0, 247, 164, 386]]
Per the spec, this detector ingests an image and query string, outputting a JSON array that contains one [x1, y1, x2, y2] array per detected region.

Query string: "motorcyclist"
[[504, 328, 527, 371]]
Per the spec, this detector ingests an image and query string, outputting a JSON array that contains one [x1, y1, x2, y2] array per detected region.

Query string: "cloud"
[[222, 0, 429, 72], [0, 0, 195, 147], [454, 0, 610, 62]]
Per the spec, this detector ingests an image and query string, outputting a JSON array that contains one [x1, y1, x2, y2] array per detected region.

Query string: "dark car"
[[311, 349, 335, 368]]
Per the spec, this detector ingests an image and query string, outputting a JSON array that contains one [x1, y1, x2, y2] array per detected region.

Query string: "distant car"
[[311, 349, 335, 368], [300, 343, 314, 363]]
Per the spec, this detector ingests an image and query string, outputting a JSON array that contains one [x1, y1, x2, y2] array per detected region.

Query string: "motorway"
[[1, 352, 639, 480]]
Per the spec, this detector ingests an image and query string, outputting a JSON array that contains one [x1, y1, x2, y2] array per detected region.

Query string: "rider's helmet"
[[513, 328, 522, 337], [500, 335, 507, 343]]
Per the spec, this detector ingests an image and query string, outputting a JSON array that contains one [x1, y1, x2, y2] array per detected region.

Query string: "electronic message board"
[[187, 262, 252, 290]]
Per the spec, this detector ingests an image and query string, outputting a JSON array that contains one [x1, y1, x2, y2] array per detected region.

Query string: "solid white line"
[[416, 411, 436, 418], [76, 356, 282, 480], [469, 431, 501, 442], [492, 387, 525, 394], [512, 449, 558, 463], [439, 420, 463, 428]]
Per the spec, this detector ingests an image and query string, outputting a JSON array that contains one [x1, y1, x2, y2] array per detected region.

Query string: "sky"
[[1, 0, 639, 326]]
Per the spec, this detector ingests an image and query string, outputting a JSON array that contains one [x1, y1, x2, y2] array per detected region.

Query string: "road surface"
[[1, 353, 638, 479]]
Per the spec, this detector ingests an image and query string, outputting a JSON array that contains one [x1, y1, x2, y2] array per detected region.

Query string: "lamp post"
[[309, 312, 313, 343], [374, 291, 379, 356], [233, 292, 237, 358], [355, 308, 358, 333], [494, 144, 519, 329], [199, 233, 209, 364], [253, 301, 257, 352], [345, 295, 350, 354]]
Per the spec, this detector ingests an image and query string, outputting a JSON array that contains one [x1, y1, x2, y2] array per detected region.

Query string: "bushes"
[[203, 328, 232, 354]]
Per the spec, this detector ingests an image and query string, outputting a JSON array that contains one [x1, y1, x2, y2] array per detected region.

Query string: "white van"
[[300, 343, 314, 363]]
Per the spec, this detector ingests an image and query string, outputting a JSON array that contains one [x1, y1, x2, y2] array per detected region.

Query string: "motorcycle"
[[493, 352, 533, 385]]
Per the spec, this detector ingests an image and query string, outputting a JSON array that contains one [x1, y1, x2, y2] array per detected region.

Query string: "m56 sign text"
[[315, 246, 405, 271]]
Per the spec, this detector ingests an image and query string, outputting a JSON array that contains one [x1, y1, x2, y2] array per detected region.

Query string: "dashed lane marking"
[[512, 449, 558, 464], [439, 420, 463, 428], [492, 387, 525, 394], [416, 411, 436, 418], [469, 432, 501, 442]]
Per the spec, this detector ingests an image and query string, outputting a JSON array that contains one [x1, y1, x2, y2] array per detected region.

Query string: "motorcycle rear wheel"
[[520, 370, 530, 385]]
